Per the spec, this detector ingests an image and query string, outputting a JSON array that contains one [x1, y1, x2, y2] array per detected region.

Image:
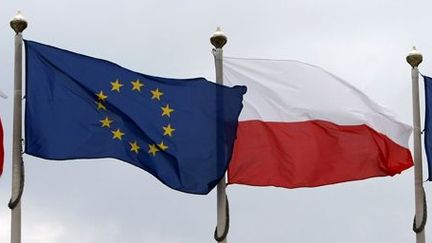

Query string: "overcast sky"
[[1, 0, 432, 242]]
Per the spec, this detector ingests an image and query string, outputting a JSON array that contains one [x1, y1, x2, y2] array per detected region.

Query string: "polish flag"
[[224, 58, 413, 188], [0, 91, 6, 176]]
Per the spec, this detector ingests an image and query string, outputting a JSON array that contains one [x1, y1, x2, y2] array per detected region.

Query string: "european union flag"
[[24, 40, 246, 194], [423, 76, 432, 180]]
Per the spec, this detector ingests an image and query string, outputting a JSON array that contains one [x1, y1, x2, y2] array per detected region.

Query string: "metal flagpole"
[[407, 47, 426, 243], [10, 11, 27, 243], [211, 27, 229, 243]]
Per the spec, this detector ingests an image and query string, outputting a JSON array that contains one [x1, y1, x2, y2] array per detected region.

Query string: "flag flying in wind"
[[24, 40, 246, 194], [422, 75, 432, 181], [224, 57, 413, 188]]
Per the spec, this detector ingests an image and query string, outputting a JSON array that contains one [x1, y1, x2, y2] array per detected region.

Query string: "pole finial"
[[210, 27, 227, 49], [407, 46, 423, 68], [10, 10, 28, 34]]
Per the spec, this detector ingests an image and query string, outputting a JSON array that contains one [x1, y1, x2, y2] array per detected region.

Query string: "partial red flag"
[[224, 58, 413, 188]]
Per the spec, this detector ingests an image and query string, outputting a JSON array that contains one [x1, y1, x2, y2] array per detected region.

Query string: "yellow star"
[[96, 101, 107, 110], [111, 79, 123, 92], [100, 117, 113, 128], [96, 91, 108, 101], [151, 88, 164, 100], [131, 79, 144, 92], [162, 124, 175, 137], [158, 141, 168, 151], [129, 141, 140, 154], [161, 104, 174, 117], [112, 129, 124, 140], [148, 144, 159, 156]]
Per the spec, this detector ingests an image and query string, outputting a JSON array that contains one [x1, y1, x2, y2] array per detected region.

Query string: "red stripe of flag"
[[228, 120, 413, 188]]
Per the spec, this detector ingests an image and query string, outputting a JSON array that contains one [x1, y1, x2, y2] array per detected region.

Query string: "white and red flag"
[[224, 57, 413, 188], [0, 90, 5, 176]]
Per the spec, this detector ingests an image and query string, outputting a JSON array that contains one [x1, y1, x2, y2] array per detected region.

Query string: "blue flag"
[[24, 40, 246, 194], [423, 76, 432, 180]]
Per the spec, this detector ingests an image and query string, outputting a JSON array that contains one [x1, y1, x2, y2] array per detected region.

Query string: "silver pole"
[[407, 47, 426, 243], [10, 11, 27, 243], [211, 27, 228, 243]]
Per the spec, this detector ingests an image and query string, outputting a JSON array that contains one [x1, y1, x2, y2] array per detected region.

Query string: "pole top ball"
[[406, 46, 423, 68], [210, 27, 227, 49], [10, 11, 28, 34]]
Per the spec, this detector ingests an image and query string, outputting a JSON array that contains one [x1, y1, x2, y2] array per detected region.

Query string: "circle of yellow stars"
[[96, 78, 175, 157]]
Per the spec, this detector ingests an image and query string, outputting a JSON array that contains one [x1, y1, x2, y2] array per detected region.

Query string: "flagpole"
[[407, 47, 426, 243], [10, 11, 27, 243], [211, 27, 229, 243]]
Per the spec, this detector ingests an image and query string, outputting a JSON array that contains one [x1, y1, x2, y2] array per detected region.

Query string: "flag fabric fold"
[[0, 118, 3, 175], [24, 40, 246, 194], [423, 75, 432, 181], [224, 57, 413, 188]]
